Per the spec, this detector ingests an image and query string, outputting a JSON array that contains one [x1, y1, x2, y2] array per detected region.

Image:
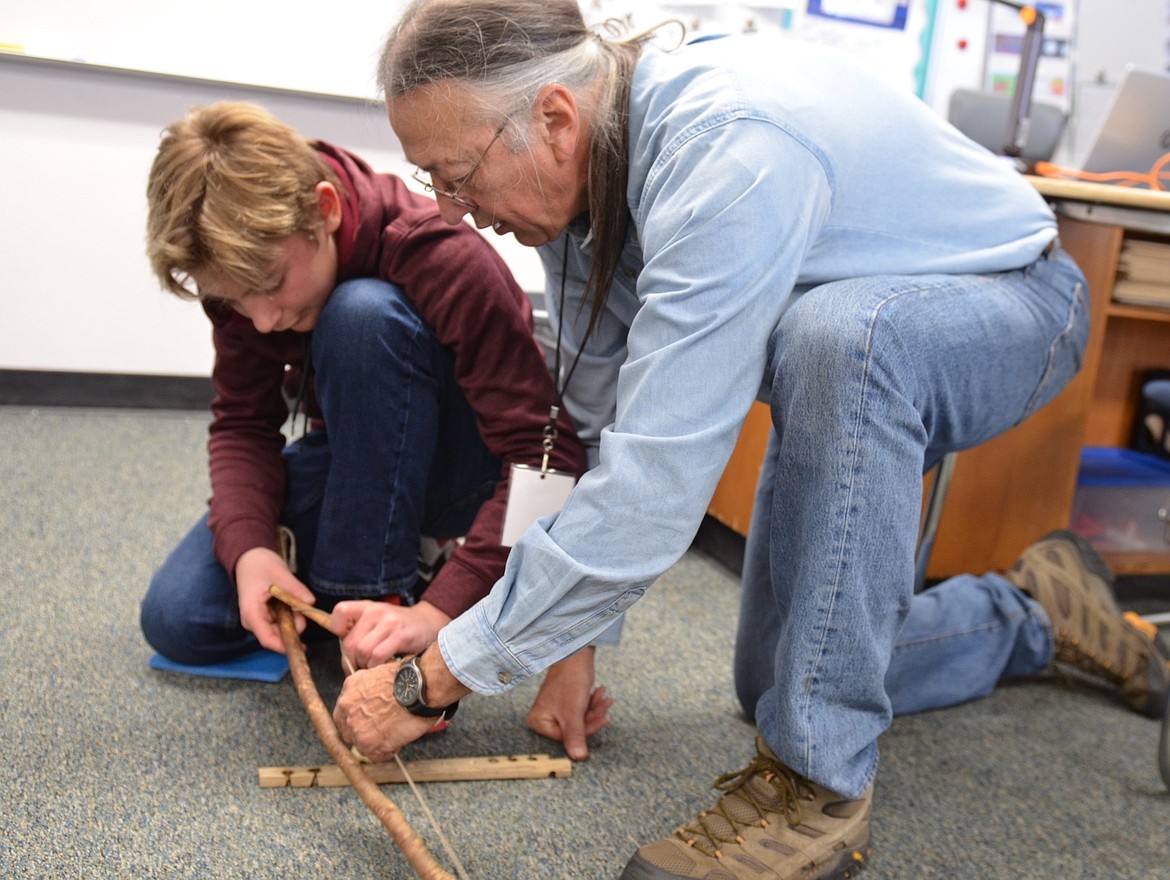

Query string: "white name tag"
[[501, 463, 577, 546]]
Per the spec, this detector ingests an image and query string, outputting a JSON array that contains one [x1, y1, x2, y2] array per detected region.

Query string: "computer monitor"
[[1077, 66, 1170, 176]]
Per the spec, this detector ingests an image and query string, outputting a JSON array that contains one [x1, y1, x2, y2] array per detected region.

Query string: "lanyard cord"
[[289, 334, 313, 439], [543, 239, 588, 473]]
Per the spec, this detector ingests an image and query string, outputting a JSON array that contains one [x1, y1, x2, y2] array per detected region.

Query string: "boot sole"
[[1123, 610, 1170, 718]]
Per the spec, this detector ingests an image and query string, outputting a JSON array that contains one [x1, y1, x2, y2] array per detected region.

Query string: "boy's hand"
[[526, 647, 613, 761], [235, 547, 315, 653], [330, 600, 451, 670]]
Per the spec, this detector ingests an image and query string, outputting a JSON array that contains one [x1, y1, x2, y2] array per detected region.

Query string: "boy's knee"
[[316, 279, 412, 338], [139, 564, 232, 665], [139, 579, 188, 661], [313, 280, 431, 374], [140, 596, 241, 666]]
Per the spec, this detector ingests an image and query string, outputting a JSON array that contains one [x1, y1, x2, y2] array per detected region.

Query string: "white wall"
[[1, 0, 1165, 379], [0, 0, 397, 100], [1064, 0, 1168, 161], [925, 0, 1168, 164], [0, 57, 543, 377]]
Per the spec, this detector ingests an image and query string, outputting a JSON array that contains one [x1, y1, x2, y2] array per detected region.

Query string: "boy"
[[141, 102, 610, 757]]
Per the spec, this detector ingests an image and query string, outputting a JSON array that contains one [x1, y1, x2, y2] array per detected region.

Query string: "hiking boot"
[[620, 735, 871, 880], [1005, 529, 1170, 718]]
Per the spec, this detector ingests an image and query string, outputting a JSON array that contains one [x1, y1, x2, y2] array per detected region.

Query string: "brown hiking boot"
[[1005, 529, 1170, 718], [620, 735, 871, 880]]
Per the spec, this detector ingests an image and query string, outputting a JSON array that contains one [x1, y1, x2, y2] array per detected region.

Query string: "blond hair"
[[145, 101, 341, 299]]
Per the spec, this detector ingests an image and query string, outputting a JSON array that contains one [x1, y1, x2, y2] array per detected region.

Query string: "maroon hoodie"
[[201, 142, 585, 618]]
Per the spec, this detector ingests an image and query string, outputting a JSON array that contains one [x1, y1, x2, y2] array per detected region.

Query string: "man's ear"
[[535, 83, 582, 163], [315, 181, 343, 234]]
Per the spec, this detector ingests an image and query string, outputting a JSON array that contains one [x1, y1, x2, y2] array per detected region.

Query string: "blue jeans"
[[141, 279, 500, 665], [733, 247, 1088, 798]]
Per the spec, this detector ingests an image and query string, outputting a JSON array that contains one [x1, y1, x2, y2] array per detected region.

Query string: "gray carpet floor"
[[2, 406, 1168, 879]]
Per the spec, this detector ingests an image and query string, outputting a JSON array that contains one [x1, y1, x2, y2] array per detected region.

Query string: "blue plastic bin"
[[1070, 447, 1170, 552]]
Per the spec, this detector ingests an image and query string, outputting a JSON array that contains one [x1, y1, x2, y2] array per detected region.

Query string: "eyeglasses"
[[411, 122, 506, 211]]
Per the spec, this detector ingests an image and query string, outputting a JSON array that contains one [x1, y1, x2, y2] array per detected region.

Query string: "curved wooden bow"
[[274, 603, 454, 880]]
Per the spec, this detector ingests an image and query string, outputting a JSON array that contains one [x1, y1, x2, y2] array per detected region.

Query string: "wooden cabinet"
[[707, 179, 1170, 578], [706, 401, 771, 537]]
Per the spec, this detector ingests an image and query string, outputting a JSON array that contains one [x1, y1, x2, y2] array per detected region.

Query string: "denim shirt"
[[439, 32, 1057, 693]]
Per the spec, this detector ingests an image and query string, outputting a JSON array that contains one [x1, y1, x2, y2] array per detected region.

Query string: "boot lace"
[[675, 753, 814, 858]]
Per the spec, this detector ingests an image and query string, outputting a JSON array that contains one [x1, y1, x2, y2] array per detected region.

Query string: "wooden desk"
[[707, 178, 1170, 577]]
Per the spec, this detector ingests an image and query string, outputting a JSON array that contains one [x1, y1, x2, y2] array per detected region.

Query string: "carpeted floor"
[[2, 406, 1168, 879]]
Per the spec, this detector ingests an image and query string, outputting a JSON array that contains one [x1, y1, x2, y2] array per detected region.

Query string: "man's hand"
[[331, 662, 438, 762], [235, 547, 315, 653], [330, 600, 452, 670], [334, 649, 469, 763], [526, 647, 613, 761]]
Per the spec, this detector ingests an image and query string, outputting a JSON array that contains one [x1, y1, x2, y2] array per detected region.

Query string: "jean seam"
[[799, 280, 928, 771], [1020, 278, 1085, 418]]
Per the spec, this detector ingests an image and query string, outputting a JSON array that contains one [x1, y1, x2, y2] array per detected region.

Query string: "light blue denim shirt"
[[439, 32, 1057, 693]]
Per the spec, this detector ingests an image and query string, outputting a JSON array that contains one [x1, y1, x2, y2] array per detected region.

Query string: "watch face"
[[394, 662, 422, 707]]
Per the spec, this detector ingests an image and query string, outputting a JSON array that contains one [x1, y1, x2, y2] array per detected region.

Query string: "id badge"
[[501, 463, 577, 546]]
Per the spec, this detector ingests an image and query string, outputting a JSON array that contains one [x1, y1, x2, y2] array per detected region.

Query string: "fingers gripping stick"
[[268, 583, 335, 632]]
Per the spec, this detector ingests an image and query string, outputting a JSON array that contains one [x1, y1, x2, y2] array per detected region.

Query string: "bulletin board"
[[0, 0, 406, 100], [983, 0, 1075, 110], [585, 0, 940, 97]]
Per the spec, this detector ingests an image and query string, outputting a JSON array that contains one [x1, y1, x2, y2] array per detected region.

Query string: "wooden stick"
[[275, 603, 454, 880], [269, 583, 335, 631], [260, 753, 573, 789]]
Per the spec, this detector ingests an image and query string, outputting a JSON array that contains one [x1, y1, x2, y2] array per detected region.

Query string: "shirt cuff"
[[436, 598, 632, 694], [589, 615, 625, 647], [437, 603, 533, 695]]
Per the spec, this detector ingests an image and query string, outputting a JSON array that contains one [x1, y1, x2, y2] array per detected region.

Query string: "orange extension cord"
[[1033, 151, 1170, 192]]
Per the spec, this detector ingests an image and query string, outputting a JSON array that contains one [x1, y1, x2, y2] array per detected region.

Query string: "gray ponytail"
[[379, 0, 658, 336]]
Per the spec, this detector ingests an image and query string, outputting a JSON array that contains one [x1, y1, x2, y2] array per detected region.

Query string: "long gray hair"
[[378, 0, 657, 335]]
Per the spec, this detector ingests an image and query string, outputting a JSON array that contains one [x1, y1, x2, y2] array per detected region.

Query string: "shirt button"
[[497, 671, 513, 684]]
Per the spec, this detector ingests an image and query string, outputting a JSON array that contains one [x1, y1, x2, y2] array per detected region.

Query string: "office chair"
[[948, 88, 1068, 165]]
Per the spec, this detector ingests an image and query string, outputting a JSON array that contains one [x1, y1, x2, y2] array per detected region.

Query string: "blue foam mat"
[[148, 649, 289, 682]]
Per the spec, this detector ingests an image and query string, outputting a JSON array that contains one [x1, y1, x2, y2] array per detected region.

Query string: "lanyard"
[[542, 239, 587, 474]]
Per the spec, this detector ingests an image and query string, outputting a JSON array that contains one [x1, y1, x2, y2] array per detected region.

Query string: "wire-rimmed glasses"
[[411, 122, 506, 210]]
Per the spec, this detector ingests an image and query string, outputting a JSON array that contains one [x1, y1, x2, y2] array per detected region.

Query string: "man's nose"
[[436, 198, 471, 225]]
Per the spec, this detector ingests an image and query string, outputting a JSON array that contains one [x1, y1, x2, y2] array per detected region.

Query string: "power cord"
[[1033, 151, 1170, 191]]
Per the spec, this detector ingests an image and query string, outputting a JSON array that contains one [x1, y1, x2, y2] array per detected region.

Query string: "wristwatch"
[[393, 653, 459, 719]]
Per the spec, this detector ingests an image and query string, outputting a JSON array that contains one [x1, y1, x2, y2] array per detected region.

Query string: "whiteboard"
[[0, 0, 937, 100], [0, 0, 405, 100]]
